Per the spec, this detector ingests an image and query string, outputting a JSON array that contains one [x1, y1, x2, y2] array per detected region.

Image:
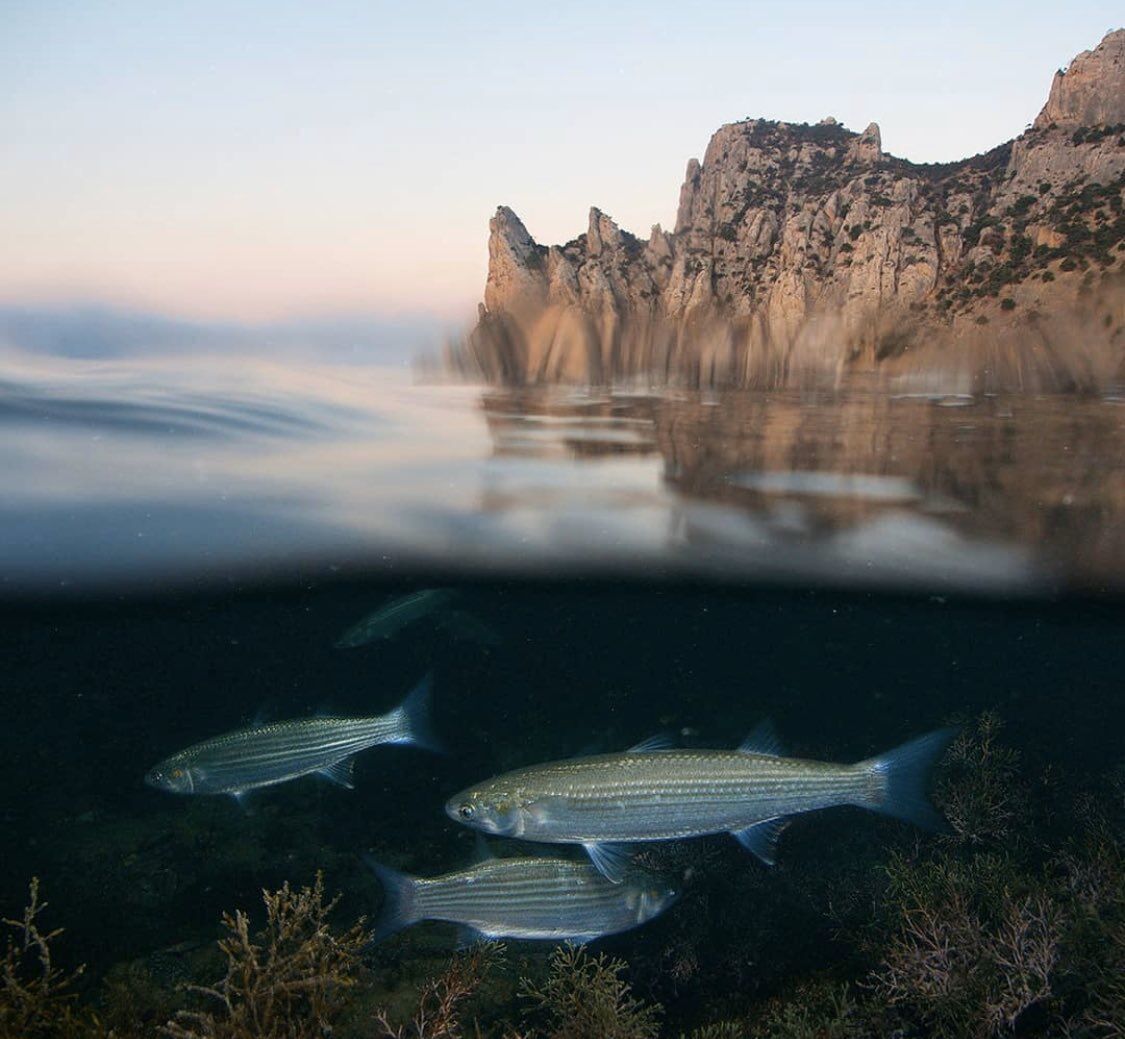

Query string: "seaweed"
[[678, 1024, 746, 1039], [869, 853, 1063, 1037], [0, 877, 98, 1039], [371, 942, 504, 1039], [162, 872, 368, 1039], [518, 945, 661, 1039], [935, 712, 1028, 848], [746, 978, 867, 1039]]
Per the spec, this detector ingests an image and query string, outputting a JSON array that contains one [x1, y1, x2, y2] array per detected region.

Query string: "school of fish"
[[147, 588, 957, 945]]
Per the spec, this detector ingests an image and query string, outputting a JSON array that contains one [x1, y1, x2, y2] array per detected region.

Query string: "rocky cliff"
[[455, 29, 1125, 388]]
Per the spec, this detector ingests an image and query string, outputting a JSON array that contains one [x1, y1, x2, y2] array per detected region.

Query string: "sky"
[[1, 1, 1122, 324]]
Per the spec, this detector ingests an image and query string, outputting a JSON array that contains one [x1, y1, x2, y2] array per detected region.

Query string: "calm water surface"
[[3, 351, 1125, 595]]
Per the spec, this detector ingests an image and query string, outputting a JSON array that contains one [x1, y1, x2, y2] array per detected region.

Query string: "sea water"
[[1, 351, 1122, 1036]]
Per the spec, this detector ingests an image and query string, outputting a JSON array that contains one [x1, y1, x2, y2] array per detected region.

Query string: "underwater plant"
[[1077, 913, 1125, 1038], [517, 945, 661, 1039], [97, 958, 186, 1039], [934, 712, 1027, 847], [0, 877, 94, 1039], [869, 851, 1064, 1037], [1056, 809, 1125, 1037], [371, 941, 504, 1039], [678, 1024, 746, 1039], [741, 978, 867, 1039], [162, 872, 369, 1039]]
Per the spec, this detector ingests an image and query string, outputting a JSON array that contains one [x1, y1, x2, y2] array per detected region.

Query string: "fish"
[[364, 848, 678, 945], [145, 674, 439, 799], [334, 589, 457, 648], [446, 724, 956, 881]]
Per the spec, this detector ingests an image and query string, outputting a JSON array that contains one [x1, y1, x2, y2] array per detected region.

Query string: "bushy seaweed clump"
[[0, 877, 99, 1039], [935, 712, 1028, 847], [518, 945, 661, 1039], [164, 871, 369, 1039], [863, 717, 1124, 1039], [371, 942, 504, 1039], [676, 978, 866, 1038], [869, 851, 1064, 1035], [745, 978, 864, 1039], [1057, 806, 1125, 1037]]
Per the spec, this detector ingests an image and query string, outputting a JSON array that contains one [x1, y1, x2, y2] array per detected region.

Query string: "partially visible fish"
[[145, 675, 439, 798], [446, 724, 956, 881], [364, 850, 678, 944], [335, 589, 456, 648]]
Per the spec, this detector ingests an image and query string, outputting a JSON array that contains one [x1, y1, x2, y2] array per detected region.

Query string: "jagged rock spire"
[[484, 206, 547, 315]]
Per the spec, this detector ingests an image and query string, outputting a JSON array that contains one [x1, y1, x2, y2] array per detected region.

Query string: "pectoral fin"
[[319, 757, 356, 789], [732, 816, 790, 866], [471, 833, 495, 865], [583, 841, 634, 883]]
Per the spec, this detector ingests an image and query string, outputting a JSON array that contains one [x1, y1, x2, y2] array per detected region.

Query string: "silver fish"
[[145, 675, 438, 798], [335, 589, 456, 648], [364, 851, 678, 944], [447, 725, 956, 881]]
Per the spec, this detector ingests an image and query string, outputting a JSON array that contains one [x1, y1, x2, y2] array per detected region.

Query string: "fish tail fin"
[[386, 673, 443, 753], [363, 855, 420, 943], [857, 727, 957, 832]]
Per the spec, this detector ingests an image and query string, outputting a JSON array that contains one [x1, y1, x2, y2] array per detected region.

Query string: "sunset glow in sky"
[[2, 1, 1121, 322]]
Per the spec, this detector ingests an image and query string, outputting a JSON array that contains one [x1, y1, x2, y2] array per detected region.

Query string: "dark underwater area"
[[2, 578, 1123, 1038]]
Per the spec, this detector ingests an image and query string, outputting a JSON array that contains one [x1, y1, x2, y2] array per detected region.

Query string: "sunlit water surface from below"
[[2, 350, 1125, 595]]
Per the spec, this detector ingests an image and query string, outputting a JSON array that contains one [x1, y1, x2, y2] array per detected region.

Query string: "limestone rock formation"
[[1034, 29, 1125, 129], [457, 30, 1125, 386]]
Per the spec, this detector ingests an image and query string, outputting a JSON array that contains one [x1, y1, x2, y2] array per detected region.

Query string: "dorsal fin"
[[738, 719, 785, 757], [627, 734, 675, 754], [250, 702, 280, 728]]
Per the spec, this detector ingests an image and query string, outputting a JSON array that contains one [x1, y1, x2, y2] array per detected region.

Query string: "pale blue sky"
[[1, 2, 1120, 321]]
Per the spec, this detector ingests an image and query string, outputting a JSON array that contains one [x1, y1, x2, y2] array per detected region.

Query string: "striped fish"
[[364, 851, 678, 944], [446, 724, 956, 881], [335, 589, 456, 648], [145, 675, 438, 798]]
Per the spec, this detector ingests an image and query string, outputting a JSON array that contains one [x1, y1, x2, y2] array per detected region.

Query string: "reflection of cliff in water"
[[480, 385, 1125, 591]]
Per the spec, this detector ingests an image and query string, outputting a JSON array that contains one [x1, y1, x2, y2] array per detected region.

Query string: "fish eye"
[[458, 803, 475, 820], [171, 768, 183, 779]]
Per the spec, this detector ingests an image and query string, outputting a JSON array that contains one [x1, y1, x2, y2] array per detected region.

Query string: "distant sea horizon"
[[0, 301, 461, 365]]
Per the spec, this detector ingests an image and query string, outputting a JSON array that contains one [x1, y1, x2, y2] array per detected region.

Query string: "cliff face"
[[458, 29, 1125, 387]]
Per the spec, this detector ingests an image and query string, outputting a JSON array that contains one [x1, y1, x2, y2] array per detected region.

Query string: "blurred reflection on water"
[[1, 349, 1123, 595], [479, 384, 1125, 593]]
